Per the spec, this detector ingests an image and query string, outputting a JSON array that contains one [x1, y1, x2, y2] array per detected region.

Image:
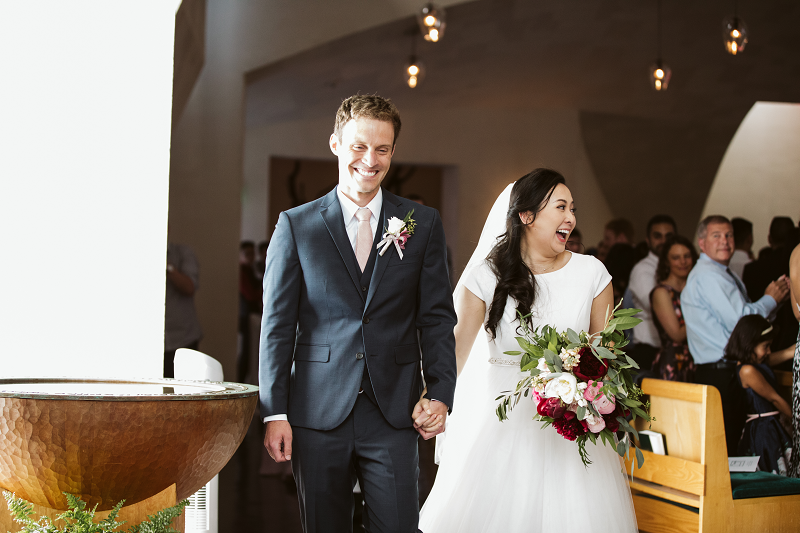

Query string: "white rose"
[[543, 373, 578, 404], [536, 358, 550, 374], [387, 216, 405, 234]]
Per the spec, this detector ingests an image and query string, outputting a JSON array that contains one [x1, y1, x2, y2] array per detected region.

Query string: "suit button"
[[356, 352, 364, 360], [363, 317, 370, 324], [361, 286, 367, 292]]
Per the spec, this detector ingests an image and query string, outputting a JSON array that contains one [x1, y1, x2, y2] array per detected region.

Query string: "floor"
[[218, 417, 438, 533]]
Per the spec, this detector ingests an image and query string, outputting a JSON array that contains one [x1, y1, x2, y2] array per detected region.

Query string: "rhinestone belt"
[[488, 358, 520, 367]]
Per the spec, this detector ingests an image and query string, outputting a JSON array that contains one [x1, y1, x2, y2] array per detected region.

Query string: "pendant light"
[[723, 1, 748, 55], [417, 3, 446, 42], [650, 0, 671, 91]]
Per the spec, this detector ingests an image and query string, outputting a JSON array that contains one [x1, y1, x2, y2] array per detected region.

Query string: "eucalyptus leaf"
[[635, 445, 645, 468], [616, 440, 627, 457], [592, 337, 601, 347], [566, 328, 581, 344], [595, 346, 617, 360], [624, 355, 640, 369], [576, 405, 586, 420]]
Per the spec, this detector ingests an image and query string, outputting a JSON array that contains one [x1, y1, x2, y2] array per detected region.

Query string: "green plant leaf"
[[566, 328, 581, 344], [608, 316, 642, 330], [635, 446, 645, 469], [576, 405, 586, 420], [612, 308, 642, 317]]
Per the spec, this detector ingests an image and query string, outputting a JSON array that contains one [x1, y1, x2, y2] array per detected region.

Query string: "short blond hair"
[[334, 94, 402, 147]]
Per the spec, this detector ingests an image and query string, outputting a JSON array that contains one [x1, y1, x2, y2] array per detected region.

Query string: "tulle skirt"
[[419, 357, 638, 532]]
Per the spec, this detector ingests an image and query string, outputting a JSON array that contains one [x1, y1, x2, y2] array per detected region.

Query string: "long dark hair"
[[485, 168, 566, 338], [655, 235, 698, 282], [724, 314, 776, 364]]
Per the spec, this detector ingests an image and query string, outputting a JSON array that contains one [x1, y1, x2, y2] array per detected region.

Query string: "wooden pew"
[[625, 378, 800, 533]]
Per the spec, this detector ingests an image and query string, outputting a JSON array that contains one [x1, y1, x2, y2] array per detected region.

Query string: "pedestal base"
[[0, 484, 184, 533]]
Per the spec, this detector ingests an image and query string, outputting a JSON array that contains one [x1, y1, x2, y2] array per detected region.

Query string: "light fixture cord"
[[656, 0, 662, 60]]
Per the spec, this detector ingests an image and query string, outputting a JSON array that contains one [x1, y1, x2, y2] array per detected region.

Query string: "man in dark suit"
[[259, 94, 457, 533]]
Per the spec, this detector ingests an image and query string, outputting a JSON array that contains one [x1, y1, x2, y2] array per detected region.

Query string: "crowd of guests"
[[569, 214, 800, 476]]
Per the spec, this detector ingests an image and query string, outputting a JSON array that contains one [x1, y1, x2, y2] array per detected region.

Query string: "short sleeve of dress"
[[588, 255, 613, 298], [461, 260, 497, 304]]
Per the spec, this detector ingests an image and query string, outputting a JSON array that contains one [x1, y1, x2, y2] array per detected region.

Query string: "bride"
[[417, 169, 637, 532]]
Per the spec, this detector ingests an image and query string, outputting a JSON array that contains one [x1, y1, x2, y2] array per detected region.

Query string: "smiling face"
[[522, 183, 576, 256], [666, 243, 694, 279], [330, 117, 395, 206], [698, 222, 734, 265], [753, 339, 772, 363]]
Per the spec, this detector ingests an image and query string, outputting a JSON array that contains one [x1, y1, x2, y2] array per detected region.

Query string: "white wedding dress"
[[418, 186, 637, 533]]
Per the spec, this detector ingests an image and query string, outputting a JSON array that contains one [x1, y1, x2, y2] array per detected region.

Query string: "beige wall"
[[170, 1, 467, 378], [702, 102, 800, 251], [241, 106, 613, 280]]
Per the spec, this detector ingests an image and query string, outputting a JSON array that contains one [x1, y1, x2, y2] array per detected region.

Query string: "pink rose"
[[583, 380, 603, 402], [580, 415, 606, 434], [592, 393, 616, 415]]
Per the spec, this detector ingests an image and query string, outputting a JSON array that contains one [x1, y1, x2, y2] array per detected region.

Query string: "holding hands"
[[412, 394, 448, 440]]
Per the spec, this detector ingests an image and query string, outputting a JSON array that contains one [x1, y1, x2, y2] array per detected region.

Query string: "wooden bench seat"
[[624, 378, 800, 533]]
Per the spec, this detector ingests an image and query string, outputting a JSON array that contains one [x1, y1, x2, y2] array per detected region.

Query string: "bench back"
[[626, 379, 734, 526]]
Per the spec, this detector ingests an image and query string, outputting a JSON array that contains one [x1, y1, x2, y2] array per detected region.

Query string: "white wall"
[[242, 106, 613, 278], [702, 102, 800, 251], [0, 2, 180, 378]]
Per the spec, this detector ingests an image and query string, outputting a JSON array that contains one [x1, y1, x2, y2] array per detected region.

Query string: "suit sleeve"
[[259, 211, 301, 420], [416, 209, 458, 411]]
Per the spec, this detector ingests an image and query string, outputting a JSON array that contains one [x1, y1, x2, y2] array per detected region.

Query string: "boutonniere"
[[377, 210, 416, 258]]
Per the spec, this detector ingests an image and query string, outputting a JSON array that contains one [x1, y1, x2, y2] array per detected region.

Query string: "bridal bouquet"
[[495, 303, 652, 468]]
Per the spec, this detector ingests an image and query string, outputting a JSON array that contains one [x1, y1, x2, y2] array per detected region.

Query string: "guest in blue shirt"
[[681, 214, 790, 454]]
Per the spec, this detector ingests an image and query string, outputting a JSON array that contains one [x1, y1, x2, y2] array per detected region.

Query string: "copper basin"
[[0, 377, 258, 510]]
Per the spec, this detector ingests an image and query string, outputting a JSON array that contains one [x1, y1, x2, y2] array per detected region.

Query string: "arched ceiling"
[[244, 0, 800, 238]]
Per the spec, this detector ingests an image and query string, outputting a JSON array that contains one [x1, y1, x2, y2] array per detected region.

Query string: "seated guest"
[[650, 235, 697, 382], [566, 227, 583, 254], [629, 215, 677, 373], [596, 218, 634, 262], [729, 217, 754, 279], [682, 215, 790, 454], [726, 315, 794, 475], [744, 216, 800, 354]]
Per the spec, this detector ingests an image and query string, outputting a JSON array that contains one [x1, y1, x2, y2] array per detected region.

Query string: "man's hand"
[[412, 398, 448, 440], [264, 420, 293, 463], [765, 276, 790, 303]]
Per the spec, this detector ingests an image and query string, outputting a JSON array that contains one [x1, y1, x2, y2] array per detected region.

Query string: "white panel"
[[0, 1, 180, 377], [702, 102, 800, 250]]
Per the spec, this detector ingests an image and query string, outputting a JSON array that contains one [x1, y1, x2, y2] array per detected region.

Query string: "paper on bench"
[[728, 456, 760, 472]]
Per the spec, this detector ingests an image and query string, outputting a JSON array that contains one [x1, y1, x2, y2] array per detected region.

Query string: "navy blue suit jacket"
[[259, 188, 457, 430]]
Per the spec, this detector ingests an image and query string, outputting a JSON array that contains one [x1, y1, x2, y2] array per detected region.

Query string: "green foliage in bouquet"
[[3, 491, 189, 533], [495, 301, 653, 469]]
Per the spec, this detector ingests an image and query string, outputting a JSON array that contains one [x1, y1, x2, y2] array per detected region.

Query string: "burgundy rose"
[[553, 411, 586, 441], [573, 347, 609, 382], [537, 397, 567, 419], [602, 403, 630, 433]]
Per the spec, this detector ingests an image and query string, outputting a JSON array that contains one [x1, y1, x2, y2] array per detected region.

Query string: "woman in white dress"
[[418, 169, 637, 532]]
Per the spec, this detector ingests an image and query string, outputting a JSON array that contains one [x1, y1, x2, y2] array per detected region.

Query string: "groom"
[[259, 94, 457, 533]]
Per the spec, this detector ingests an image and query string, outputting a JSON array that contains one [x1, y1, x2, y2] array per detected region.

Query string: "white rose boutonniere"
[[377, 209, 416, 259]]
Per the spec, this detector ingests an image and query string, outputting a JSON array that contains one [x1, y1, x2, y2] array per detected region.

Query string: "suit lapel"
[[319, 189, 363, 299], [365, 190, 405, 311]]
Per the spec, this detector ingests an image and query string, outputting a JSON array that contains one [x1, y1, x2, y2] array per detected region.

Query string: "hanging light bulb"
[[649, 0, 671, 91], [404, 56, 425, 88], [722, 15, 748, 55], [417, 3, 446, 42], [650, 60, 672, 91]]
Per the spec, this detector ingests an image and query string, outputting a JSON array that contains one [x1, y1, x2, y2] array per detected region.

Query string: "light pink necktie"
[[355, 208, 373, 272]]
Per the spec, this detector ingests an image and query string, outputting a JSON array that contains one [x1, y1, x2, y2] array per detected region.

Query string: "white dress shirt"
[[628, 251, 660, 347], [263, 187, 383, 423], [728, 249, 752, 280]]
